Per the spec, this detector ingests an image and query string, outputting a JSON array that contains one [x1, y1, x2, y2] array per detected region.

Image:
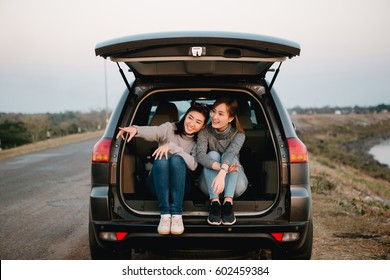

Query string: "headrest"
[[238, 100, 252, 130], [150, 102, 179, 126]]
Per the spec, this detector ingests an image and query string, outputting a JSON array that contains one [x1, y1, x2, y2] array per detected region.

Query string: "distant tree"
[[0, 121, 31, 148], [20, 114, 50, 142], [288, 103, 390, 115], [0, 110, 110, 149], [376, 103, 390, 112]]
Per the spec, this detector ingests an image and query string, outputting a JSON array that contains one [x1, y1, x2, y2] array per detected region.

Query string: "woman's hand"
[[116, 126, 137, 142], [228, 162, 241, 173], [152, 142, 170, 160], [211, 171, 226, 195]]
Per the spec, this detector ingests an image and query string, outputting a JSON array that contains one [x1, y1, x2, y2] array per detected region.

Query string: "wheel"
[[89, 221, 132, 260]]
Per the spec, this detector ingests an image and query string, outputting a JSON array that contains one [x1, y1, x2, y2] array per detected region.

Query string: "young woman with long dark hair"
[[196, 98, 248, 226], [117, 102, 209, 235]]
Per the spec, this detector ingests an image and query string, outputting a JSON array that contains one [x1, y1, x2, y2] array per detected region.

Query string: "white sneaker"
[[157, 215, 171, 235], [171, 215, 184, 235]]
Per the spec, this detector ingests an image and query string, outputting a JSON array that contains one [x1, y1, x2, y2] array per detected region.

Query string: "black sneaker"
[[222, 202, 236, 225], [207, 201, 222, 225]]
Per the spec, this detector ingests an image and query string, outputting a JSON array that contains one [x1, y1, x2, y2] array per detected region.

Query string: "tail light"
[[92, 138, 112, 163], [271, 232, 300, 242], [287, 138, 308, 163], [99, 232, 128, 241]]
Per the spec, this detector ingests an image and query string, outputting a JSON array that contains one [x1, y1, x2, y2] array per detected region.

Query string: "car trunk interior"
[[118, 89, 279, 216]]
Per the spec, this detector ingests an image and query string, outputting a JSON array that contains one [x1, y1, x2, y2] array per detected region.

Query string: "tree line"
[[289, 103, 390, 115], [0, 110, 107, 150], [1, 103, 389, 150]]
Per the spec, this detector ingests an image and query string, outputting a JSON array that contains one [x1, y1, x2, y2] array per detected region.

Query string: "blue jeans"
[[199, 151, 248, 200], [146, 155, 191, 215]]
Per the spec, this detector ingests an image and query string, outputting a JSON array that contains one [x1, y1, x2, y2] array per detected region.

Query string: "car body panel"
[[90, 186, 110, 221]]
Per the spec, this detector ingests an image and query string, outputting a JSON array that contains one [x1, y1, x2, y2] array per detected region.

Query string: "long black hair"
[[175, 102, 210, 137]]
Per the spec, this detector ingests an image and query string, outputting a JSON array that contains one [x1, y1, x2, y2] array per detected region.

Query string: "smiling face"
[[183, 110, 206, 135], [210, 103, 234, 132]]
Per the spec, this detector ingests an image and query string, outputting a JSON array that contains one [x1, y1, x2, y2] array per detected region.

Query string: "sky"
[[0, 0, 389, 114]]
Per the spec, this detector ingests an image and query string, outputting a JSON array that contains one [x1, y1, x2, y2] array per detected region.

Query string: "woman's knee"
[[152, 157, 169, 171], [169, 154, 185, 166], [208, 151, 221, 161]]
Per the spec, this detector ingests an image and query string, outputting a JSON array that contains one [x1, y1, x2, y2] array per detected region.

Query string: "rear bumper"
[[90, 219, 312, 253]]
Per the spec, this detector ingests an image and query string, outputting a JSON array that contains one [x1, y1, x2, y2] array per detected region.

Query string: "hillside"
[[291, 113, 390, 259]]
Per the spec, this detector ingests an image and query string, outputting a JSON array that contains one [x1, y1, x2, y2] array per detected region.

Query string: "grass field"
[[292, 113, 390, 181], [291, 114, 390, 259]]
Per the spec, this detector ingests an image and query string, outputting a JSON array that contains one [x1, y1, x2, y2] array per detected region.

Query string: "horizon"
[[1, 102, 389, 115], [1, 0, 389, 113]]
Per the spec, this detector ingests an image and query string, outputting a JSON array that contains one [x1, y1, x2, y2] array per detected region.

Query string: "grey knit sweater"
[[134, 122, 198, 171], [195, 124, 245, 169]]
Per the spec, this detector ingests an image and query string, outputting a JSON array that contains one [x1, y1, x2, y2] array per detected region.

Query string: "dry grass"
[[291, 114, 390, 259], [0, 131, 103, 161], [310, 155, 390, 259]]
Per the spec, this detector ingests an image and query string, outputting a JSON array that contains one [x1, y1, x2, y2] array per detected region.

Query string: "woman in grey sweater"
[[117, 103, 209, 235], [196, 98, 248, 226]]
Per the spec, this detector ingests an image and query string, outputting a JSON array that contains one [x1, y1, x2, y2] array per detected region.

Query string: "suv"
[[89, 31, 312, 259]]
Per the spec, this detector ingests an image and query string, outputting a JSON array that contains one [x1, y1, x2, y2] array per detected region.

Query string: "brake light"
[[99, 231, 128, 241], [92, 138, 112, 163], [271, 233, 284, 242], [271, 232, 300, 242], [287, 138, 308, 163], [115, 232, 128, 241]]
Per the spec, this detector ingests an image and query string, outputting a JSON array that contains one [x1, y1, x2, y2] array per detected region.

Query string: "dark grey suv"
[[89, 31, 312, 259]]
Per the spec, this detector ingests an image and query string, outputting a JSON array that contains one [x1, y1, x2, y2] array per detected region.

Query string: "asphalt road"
[[0, 138, 97, 260], [0, 137, 176, 260], [0, 137, 258, 260]]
